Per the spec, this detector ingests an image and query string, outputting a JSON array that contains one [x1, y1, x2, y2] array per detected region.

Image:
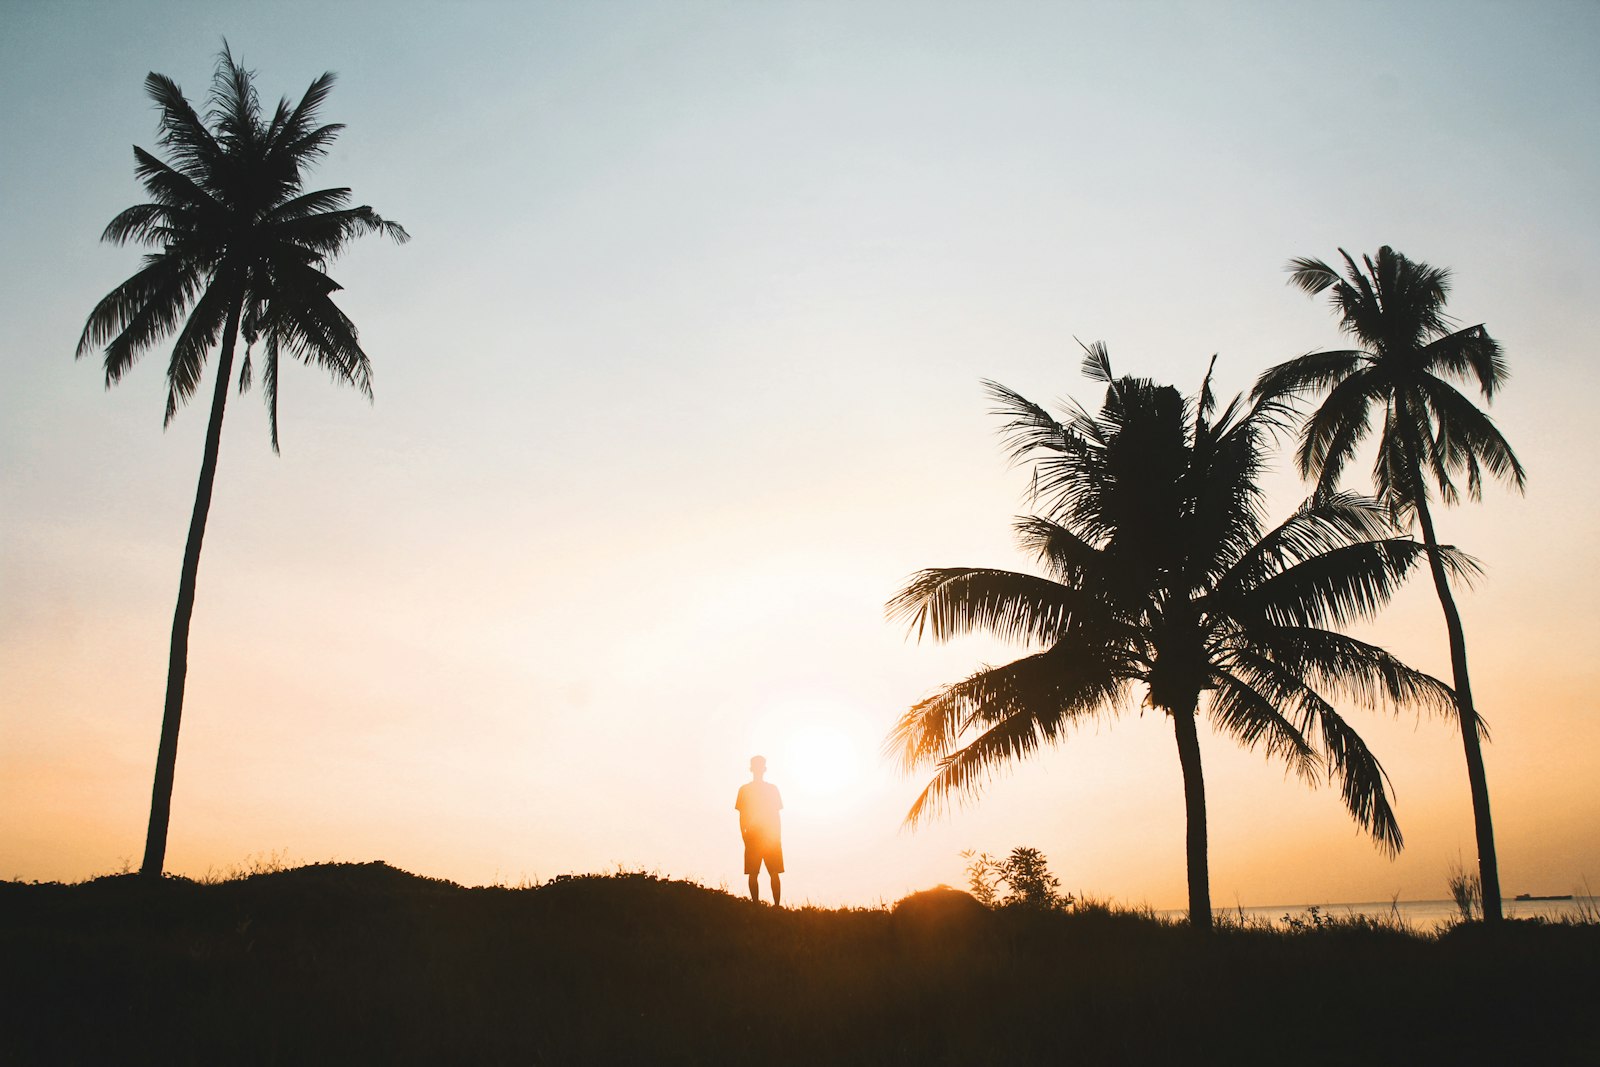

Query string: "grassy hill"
[[3, 862, 1595, 1064]]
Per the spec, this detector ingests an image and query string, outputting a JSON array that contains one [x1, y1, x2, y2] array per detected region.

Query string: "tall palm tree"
[[1255, 247, 1525, 922], [887, 347, 1460, 929], [76, 47, 408, 879]]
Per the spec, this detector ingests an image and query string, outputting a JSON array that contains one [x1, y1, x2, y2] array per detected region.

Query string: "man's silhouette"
[[735, 755, 783, 906]]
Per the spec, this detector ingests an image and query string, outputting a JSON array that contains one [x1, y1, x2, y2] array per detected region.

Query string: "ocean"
[[1177, 896, 1599, 931]]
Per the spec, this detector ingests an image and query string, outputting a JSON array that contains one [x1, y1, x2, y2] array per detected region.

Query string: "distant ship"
[[1513, 892, 1574, 901]]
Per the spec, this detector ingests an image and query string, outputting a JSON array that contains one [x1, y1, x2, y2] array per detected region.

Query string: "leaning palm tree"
[[77, 47, 408, 879], [1255, 247, 1525, 922], [888, 347, 1460, 929]]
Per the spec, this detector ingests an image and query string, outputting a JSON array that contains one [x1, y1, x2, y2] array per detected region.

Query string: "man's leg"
[[771, 873, 781, 907], [748, 872, 760, 902]]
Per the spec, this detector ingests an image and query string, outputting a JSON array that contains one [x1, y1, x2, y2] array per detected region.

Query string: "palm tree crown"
[[1255, 246, 1524, 516], [888, 347, 1459, 928], [78, 44, 408, 447]]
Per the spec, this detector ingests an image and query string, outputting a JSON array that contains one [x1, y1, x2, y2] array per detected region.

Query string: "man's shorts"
[[743, 832, 784, 876]]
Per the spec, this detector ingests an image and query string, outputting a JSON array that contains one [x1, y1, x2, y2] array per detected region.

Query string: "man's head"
[[749, 755, 767, 779]]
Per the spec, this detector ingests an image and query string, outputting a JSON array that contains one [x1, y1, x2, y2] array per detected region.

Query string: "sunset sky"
[[4, 0, 1598, 909]]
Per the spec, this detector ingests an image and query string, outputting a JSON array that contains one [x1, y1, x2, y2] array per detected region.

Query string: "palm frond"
[[1420, 323, 1507, 400], [274, 203, 410, 255], [209, 42, 262, 155], [1252, 348, 1366, 401], [1387, 391, 1459, 510], [1195, 353, 1218, 430], [144, 72, 220, 182], [263, 331, 282, 453], [890, 650, 1127, 825], [886, 567, 1077, 645], [1375, 245, 1453, 342], [1335, 249, 1384, 343], [1286, 256, 1340, 296], [1214, 492, 1392, 598], [1240, 538, 1426, 629], [281, 122, 345, 169], [1186, 397, 1273, 581], [984, 379, 1073, 466], [77, 254, 200, 376], [1227, 631, 1457, 719], [1316, 705, 1403, 854], [1078, 338, 1114, 384], [1295, 368, 1379, 488], [277, 71, 337, 150], [1206, 670, 1319, 780], [1011, 515, 1104, 584], [162, 281, 233, 425], [1218, 648, 1404, 853], [131, 146, 220, 213], [267, 187, 354, 224], [256, 278, 374, 399], [100, 203, 172, 247], [1415, 374, 1527, 497]]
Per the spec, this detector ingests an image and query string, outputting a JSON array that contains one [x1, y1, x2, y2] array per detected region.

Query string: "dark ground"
[[2, 862, 1595, 1065]]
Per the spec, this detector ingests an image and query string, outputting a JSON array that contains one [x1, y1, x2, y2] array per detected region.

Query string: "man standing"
[[735, 755, 783, 906]]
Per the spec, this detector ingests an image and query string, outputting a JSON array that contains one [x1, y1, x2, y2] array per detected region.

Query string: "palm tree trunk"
[[1413, 493, 1503, 923], [140, 296, 243, 880], [1170, 701, 1211, 931]]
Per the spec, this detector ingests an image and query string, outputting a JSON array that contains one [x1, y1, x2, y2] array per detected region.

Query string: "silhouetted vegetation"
[[76, 47, 407, 879], [1449, 855, 1485, 922], [1257, 247, 1524, 922], [887, 347, 1457, 929], [962, 845, 1072, 910], [2, 863, 1594, 1065]]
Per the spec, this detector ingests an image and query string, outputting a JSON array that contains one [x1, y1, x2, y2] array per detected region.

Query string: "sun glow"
[[748, 697, 873, 815]]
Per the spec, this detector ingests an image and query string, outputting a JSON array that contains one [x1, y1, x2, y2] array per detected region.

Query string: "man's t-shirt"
[[735, 781, 783, 839]]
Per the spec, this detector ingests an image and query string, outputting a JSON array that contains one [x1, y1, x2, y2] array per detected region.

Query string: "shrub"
[[962, 846, 1073, 911]]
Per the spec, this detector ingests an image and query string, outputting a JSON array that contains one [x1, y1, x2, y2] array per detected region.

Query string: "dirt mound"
[[235, 860, 462, 894], [891, 885, 990, 946]]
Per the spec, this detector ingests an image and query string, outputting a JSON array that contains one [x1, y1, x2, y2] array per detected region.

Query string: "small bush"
[[962, 846, 1074, 911], [1447, 857, 1482, 924]]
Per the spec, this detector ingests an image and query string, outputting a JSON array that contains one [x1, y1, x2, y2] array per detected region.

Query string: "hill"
[[2, 862, 1595, 1064]]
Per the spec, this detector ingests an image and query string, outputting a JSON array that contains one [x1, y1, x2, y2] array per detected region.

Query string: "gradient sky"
[[4, 0, 1598, 909]]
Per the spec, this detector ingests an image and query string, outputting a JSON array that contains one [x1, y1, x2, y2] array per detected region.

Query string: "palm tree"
[[1255, 247, 1525, 922], [76, 47, 408, 879], [887, 347, 1460, 929]]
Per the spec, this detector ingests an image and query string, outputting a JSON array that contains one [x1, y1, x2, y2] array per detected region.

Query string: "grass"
[[3, 863, 1596, 1065]]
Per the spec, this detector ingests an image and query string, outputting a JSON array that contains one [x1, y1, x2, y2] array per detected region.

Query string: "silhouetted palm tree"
[[887, 347, 1459, 929], [1255, 248, 1524, 922], [77, 47, 408, 879]]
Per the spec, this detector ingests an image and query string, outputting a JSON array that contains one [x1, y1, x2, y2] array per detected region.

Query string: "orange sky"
[[3, 1, 1598, 909]]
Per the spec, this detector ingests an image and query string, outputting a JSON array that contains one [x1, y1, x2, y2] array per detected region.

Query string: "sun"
[[782, 721, 861, 798], [748, 697, 872, 813]]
